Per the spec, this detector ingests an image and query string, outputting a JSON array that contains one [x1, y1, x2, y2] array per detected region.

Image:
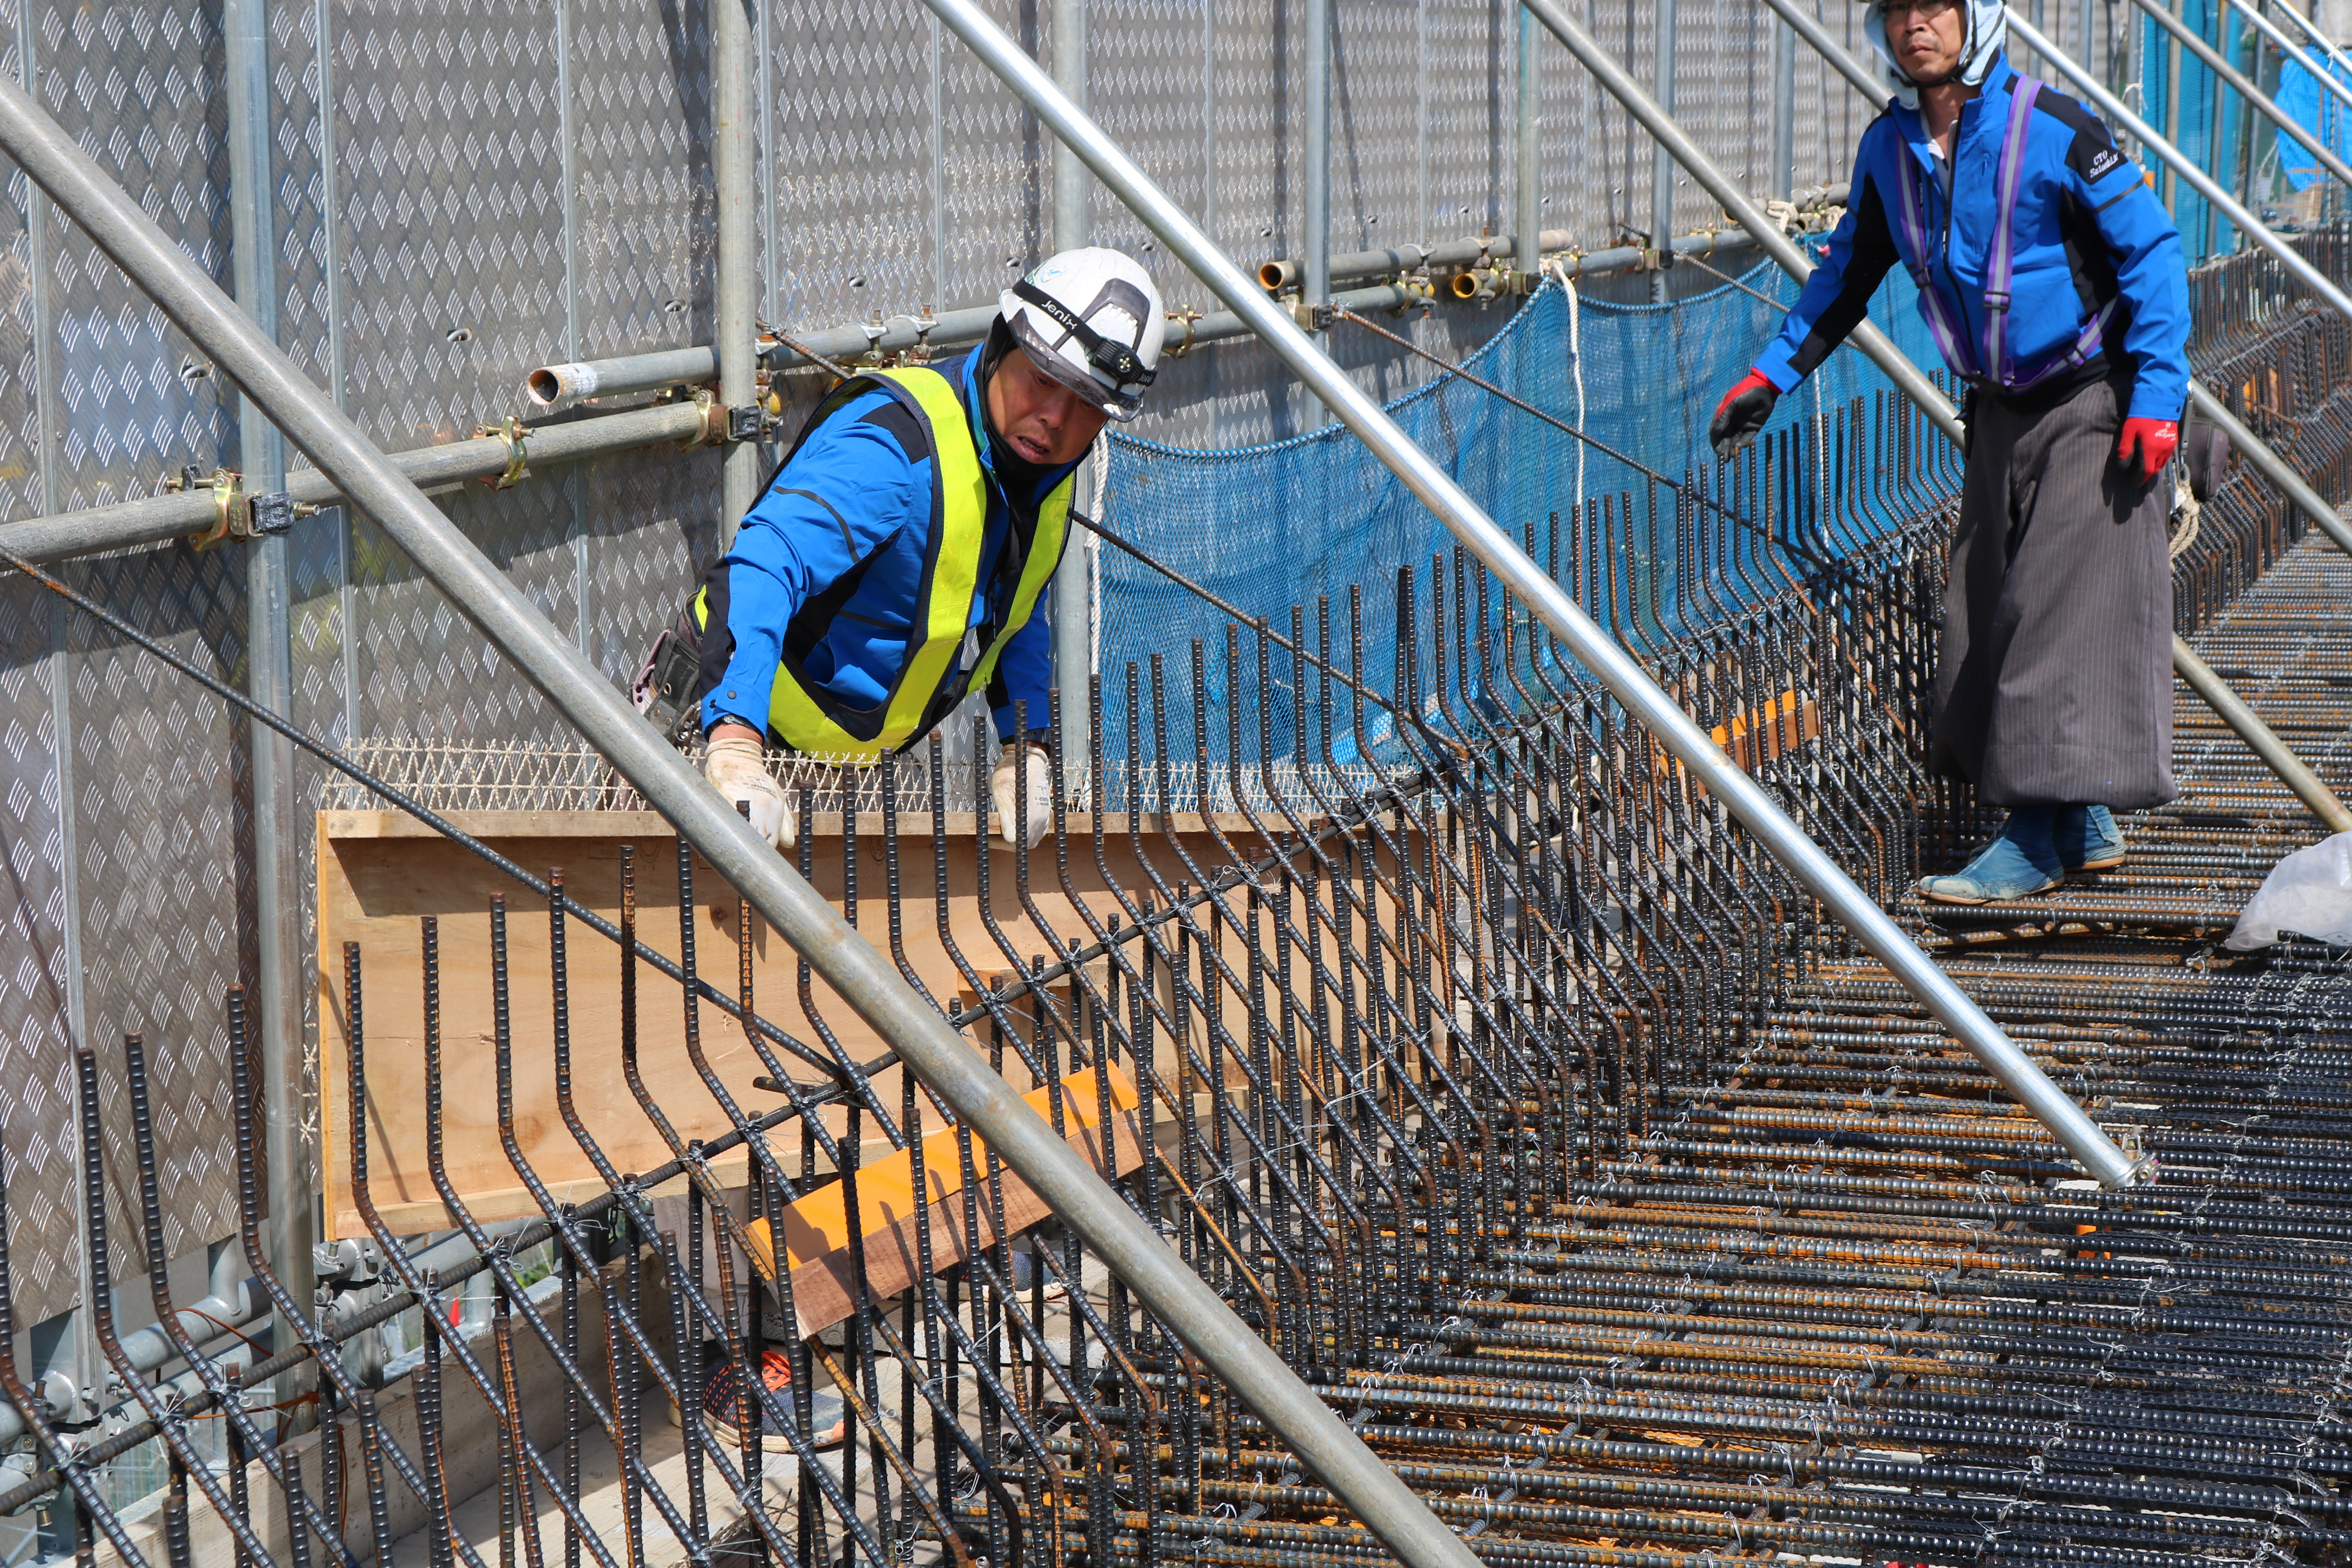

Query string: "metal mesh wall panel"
[[0, 0, 2190, 1326]]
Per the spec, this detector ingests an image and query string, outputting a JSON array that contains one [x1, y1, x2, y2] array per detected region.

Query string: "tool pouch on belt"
[[631, 598, 710, 747]]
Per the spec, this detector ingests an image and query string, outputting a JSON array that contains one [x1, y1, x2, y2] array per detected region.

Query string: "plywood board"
[[744, 1064, 1144, 1338], [318, 810, 1402, 1240]]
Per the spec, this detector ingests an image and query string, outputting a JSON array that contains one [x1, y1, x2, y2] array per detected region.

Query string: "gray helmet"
[[1859, 0, 2007, 107]]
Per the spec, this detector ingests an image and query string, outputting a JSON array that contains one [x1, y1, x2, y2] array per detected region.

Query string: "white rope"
[[1560, 263, 1587, 516], [2170, 473, 2201, 561]]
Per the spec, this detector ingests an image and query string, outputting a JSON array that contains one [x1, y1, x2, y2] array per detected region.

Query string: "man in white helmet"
[[1708, 0, 2188, 904], [672, 247, 1164, 851]]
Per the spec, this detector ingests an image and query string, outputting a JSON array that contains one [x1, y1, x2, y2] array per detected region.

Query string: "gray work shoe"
[[2054, 803, 2126, 872], [1917, 807, 2065, 905]]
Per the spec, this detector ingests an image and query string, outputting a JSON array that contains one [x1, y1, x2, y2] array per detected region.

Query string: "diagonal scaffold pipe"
[[2004, 7, 2352, 330], [2132, 0, 2352, 194], [0, 67, 1491, 1568], [2239, 0, 2352, 114], [913, 0, 2145, 1187], [1602, 0, 2352, 836]]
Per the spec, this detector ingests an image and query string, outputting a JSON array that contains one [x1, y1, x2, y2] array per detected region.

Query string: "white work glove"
[[703, 733, 795, 850], [990, 741, 1054, 850]]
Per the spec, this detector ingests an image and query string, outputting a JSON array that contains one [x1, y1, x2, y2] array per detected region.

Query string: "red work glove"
[[2116, 416, 2178, 485], [1709, 368, 1779, 462]]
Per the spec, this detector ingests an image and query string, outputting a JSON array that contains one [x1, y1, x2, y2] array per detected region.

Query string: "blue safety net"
[[1093, 257, 1946, 785], [2139, 2, 2243, 261], [2275, 48, 2352, 194]]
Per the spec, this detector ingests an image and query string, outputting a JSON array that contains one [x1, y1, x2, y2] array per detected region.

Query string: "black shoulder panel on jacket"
[[861, 398, 928, 462], [2033, 89, 2128, 184]]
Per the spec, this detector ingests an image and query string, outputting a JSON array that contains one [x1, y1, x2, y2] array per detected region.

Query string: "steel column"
[[715, 0, 758, 540], [1649, 0, 1675, 303], [222, 0, 315, 1440], [927, 0, 2144, 1188], [0, 63, 1497, 1568], [1050, 0, 1093, 761], [1517, 8, 1541, 284]]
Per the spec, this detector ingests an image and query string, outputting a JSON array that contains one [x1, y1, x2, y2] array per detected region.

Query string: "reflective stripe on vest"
[[1891, 79, 2112, 395], [703, 366, 1070, 760]]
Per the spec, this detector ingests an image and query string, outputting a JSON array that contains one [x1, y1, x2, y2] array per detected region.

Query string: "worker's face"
[[1881, 0, 1966, 82], [986, 348, 1110, 468]]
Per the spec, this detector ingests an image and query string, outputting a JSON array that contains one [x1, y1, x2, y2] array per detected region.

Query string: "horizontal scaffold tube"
[[530, 230, 1781, 408], [921, 0, 2145, 1192], [0, 401, 707, 566]]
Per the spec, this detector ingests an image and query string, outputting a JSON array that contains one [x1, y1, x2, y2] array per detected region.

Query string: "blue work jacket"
[[1757, 55, 2190, 419], [700, 346, 1075, 744]]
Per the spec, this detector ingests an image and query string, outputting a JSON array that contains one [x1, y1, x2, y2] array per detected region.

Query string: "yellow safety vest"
[[695, 367, 1072, 760]]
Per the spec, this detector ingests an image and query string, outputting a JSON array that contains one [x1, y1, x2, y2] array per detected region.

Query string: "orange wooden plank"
[[743, 1066, 1144, 1338]]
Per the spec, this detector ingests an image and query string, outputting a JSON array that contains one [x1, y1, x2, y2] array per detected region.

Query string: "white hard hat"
[[997, 247, 1165, 423]]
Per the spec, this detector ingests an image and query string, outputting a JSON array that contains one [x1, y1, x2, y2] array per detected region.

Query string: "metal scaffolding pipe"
[[0, 60, 1494, 1568], [2240, 0, 2352, 114], [930, 0, 2144, 1190], [0, 401, 709, 566], [221, 0, 314, 1439], [2005, 7, 2352, 329], [1304, 0, 1332, 324], [1517, 9, 1541, 285], [714, 0, 757, 537], [1651, 0, 1677, 304], [530, 345, 727, 407], [1050, 0, 1093, 798], [1260, 230, 1572, 292], [2173, 639, 2352, 832], [1763, 0, 2352, 830]]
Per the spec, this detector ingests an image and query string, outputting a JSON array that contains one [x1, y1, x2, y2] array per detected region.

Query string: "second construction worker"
[[671, 247, 1164, 851], [1709, 0, 2190, 903]]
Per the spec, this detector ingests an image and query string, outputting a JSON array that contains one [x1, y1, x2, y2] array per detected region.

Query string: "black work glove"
[[1709, 368, 1779, 462]]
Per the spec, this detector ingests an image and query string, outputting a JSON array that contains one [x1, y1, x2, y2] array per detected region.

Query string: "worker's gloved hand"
[[2116, 416, 2179, 485], [704, 732, 794, 850], [1709, 369, 1779, 462], [990, 740, 1054, 850]]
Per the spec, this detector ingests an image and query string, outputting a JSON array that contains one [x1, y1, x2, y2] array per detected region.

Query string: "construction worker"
[[1710, 0, 2188, 904], [681, 248, 1164, 851]]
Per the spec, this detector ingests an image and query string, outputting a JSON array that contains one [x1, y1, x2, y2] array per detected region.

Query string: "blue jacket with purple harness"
[[1756, 54, 2188, 416]]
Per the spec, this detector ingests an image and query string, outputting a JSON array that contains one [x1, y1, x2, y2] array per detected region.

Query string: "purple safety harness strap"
[[1892, 77, 2115, 394]]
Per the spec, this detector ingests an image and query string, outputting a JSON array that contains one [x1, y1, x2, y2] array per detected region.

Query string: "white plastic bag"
[[2224, 830, 2352, 951]]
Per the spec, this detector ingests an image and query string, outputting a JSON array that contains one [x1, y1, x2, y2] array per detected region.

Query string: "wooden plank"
[[318, 811, 1411, 1239], [742, 1066, 1145, 1338]]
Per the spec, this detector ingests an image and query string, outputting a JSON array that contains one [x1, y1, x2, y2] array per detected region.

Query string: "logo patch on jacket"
[[2083, 146, 2124, 181]]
